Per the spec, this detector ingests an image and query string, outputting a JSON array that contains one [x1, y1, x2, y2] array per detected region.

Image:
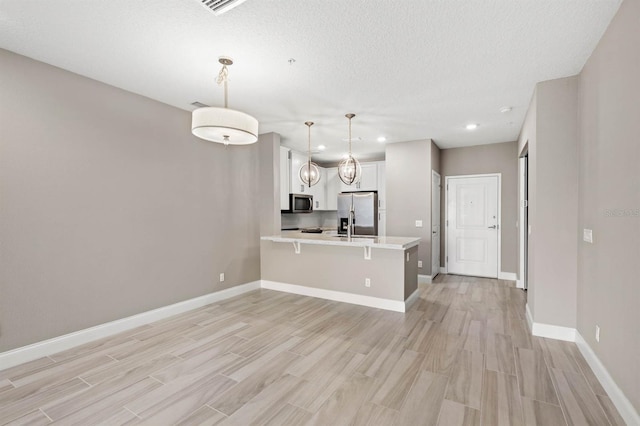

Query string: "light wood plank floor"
[[0, 275, 625, 425]]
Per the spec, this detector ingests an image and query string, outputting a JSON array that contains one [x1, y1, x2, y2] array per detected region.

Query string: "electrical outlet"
[[595, 325, 600, 342], [365, 278, 371, 288], [415, 220, 423, 228], [219, 273, 225, 282], [418, 260, 423, 268], [583, 229, 593, 243]]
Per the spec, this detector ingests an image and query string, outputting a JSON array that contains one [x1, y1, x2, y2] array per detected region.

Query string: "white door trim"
[[431, 170, 441, 279], [518, 156, 526, 289], [444, 173, 502, 278]]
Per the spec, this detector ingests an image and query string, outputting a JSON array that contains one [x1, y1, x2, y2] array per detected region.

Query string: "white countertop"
[[261, 231, 420, 250]]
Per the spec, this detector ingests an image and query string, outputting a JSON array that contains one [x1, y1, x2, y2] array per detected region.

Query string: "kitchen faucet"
[[347, 204, 355, 239]]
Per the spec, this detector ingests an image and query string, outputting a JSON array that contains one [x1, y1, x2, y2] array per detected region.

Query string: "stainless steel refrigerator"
[[337, 191, 378, 236]]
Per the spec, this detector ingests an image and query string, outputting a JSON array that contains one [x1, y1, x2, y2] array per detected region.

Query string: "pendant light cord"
[[305, 121, 314, 187], [217, 64, 229, 108], [308, 123, 311, 166], [348, 116, 352, 155]]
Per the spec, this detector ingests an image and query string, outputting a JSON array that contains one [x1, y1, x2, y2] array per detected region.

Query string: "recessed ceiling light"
[[466, 123, 479, 130], [500, 106, 512, 113], [317, 145, 326, 151], [377, 136, 387, 143]]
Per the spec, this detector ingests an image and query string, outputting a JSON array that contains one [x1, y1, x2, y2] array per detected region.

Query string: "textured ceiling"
[[0, 0, 622, 161]]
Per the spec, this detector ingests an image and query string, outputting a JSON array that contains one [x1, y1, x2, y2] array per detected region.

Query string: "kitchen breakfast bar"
[[260, 231, 421, 312]]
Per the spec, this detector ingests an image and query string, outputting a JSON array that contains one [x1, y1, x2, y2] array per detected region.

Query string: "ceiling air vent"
[[191, 101, 209, 108], [196, 0, 250, 16]]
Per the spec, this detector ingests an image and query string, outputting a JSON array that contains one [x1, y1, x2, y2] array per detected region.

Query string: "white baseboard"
[[440, 266, 447, 274], [404, 289, 420, 310], [418, 274, 432, 284], [525, 303, 533, 331], [575, 332, 640, 426], [525, 303, 576, 342], [261, 280, 407, 313], [516, 279, 524, 289], [532, 322, 576, 342], [0, 281, 261, 371], [498, 271, 517, 281]]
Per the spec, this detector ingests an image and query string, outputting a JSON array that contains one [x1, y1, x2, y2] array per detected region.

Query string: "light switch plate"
[[415, 220, 423, 228], [583, 229, 593, 243], [219, 273, 225, 282], [418, 260, 423, 268]]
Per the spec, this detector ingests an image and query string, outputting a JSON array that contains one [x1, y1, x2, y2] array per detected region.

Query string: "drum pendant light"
[[191, 57, 259, 145], [338, 113, 362, 185], [299, 121, 321, 187]]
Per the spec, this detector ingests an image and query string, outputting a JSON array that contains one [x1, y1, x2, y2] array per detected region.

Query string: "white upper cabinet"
[[286, 148, 329, 210], [281, 149, 384, 212], [325, 167, 339, 211], [376, 161, 386, 210], [339, 162, 378, 192], [290, 151, 309, 193], [358, 163, 378, 191], [308, 168, 326, 210], [280, 146, 290, 210]]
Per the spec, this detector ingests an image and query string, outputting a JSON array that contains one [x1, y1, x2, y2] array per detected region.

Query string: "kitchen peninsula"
[[260, 231, 420, 312]]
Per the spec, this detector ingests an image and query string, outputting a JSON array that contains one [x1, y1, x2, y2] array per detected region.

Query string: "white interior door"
[[447, 175, 499, 278], [431, 171, 441, 278]]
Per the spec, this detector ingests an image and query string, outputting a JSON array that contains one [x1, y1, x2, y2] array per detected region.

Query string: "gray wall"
[[518, 93, 537, 315], [518, 77, 580, 330], [439, 142, 519, 274], [576, 0, 640, 412], [386, 139, 433, 276], [258, 132, 281, 236], [0, 49, 261, 352], [261, 241, 416, 302], [536, 77, 579, 328], [516, 0, 640, 412], [431, 141, 441, 174]]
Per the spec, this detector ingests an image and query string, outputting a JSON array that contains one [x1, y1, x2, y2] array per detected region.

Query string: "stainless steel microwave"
[[283, 193, 313, 213]]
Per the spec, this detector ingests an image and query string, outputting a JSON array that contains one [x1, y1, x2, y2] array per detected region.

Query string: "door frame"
[[518, 145, 529, 289], [431, 170, 441, 279], [444, 173, 502, 277]]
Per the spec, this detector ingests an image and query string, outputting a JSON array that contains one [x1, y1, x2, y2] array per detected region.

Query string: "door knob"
[[488, 225, 497, 229]]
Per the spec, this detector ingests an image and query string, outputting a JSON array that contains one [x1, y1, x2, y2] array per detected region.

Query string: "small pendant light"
[[338, 113, 362, 185], [299, 121, 321, 187]]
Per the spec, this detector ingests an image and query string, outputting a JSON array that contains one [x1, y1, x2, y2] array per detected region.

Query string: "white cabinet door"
[[378, 209, 386, 237], [376, 161, 385, 210], [280, 147, 290, 210], [339, 162, 378, 192], [357, 163, 378, 191], [290, 151, 309, 194], [308, 167, 326, 210], [325, 167, 339, 210]]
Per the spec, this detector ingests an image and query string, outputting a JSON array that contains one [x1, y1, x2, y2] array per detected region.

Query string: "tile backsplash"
[[281, 211, 337, 230]]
